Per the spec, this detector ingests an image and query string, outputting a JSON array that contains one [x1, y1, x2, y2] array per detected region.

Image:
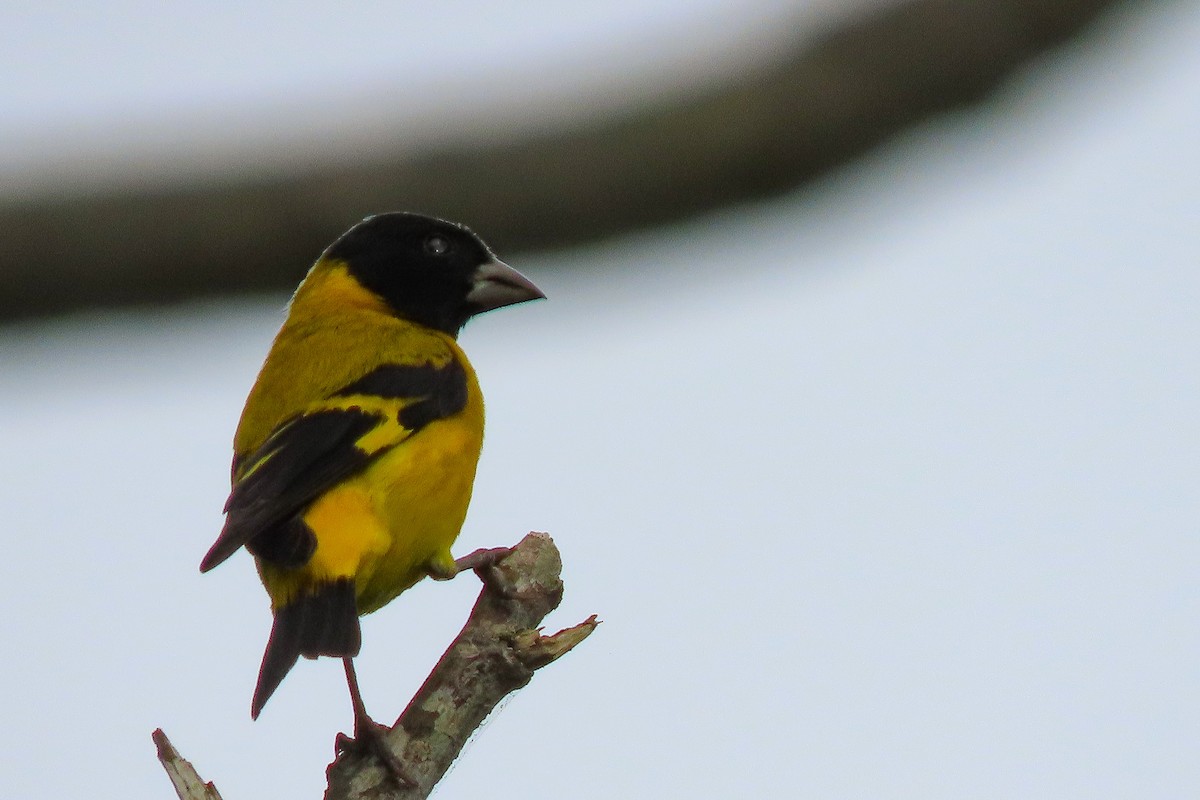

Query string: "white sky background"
[[1, 1, 1198, 798]]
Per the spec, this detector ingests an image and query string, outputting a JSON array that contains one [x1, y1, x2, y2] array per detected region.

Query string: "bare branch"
[[154, 532, 596, 800], [325, 532, 598, 800], [153, 729, 224, 800]]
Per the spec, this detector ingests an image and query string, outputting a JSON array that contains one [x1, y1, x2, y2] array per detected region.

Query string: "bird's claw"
[[336, 718, 415, 788], [453, 546, 516, 598]]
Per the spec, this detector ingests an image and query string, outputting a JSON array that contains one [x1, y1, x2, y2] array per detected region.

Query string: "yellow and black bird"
[[199, 212, 543, 751]]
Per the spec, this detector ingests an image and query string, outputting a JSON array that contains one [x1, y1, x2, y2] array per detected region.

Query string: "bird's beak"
[[466, 259, 545, 314]]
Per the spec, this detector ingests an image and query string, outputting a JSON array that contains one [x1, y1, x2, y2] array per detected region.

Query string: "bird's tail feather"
[[251, 578, 361, 719]]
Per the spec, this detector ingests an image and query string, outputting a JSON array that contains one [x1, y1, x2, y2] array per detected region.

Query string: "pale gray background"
[[1, 1, 1197, 797]]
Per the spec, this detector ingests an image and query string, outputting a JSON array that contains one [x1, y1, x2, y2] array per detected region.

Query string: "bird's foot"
[[427, 546, 515, 596], [335, 716, 415, 788], [453, 546, 515, 597]]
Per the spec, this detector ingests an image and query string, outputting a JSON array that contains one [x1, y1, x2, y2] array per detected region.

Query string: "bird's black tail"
[[251, 578, 361, 719]]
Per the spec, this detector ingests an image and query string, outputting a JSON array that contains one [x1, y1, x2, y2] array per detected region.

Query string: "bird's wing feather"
[[200, 359, 468, 572]]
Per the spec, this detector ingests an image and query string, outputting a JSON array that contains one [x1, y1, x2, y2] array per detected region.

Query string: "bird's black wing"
[[199, 359, 468, 572]]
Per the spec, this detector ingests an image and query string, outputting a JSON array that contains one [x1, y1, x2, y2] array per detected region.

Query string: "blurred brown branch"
[[2, 0, 1134, 322]]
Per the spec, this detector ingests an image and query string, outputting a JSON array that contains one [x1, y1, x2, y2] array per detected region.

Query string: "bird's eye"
[[424, 235, 450, 256]]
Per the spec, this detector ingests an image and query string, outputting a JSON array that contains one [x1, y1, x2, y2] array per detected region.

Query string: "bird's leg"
[[427, 546, 514, 596], [334, 657, 415, 788]]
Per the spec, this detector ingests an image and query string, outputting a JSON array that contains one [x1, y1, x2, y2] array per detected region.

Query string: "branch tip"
[[153, 728, 224, 800], [514, 615, 601, 668]]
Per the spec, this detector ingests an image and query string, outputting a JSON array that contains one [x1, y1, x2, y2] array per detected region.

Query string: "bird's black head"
[[324, 212, 543, 335]]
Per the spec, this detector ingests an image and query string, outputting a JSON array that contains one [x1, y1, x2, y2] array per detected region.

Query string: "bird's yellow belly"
[[353, 414, 483, 613]]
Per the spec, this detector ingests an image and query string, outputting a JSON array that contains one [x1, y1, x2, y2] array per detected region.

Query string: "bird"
[[199, 211, 543, 774]]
